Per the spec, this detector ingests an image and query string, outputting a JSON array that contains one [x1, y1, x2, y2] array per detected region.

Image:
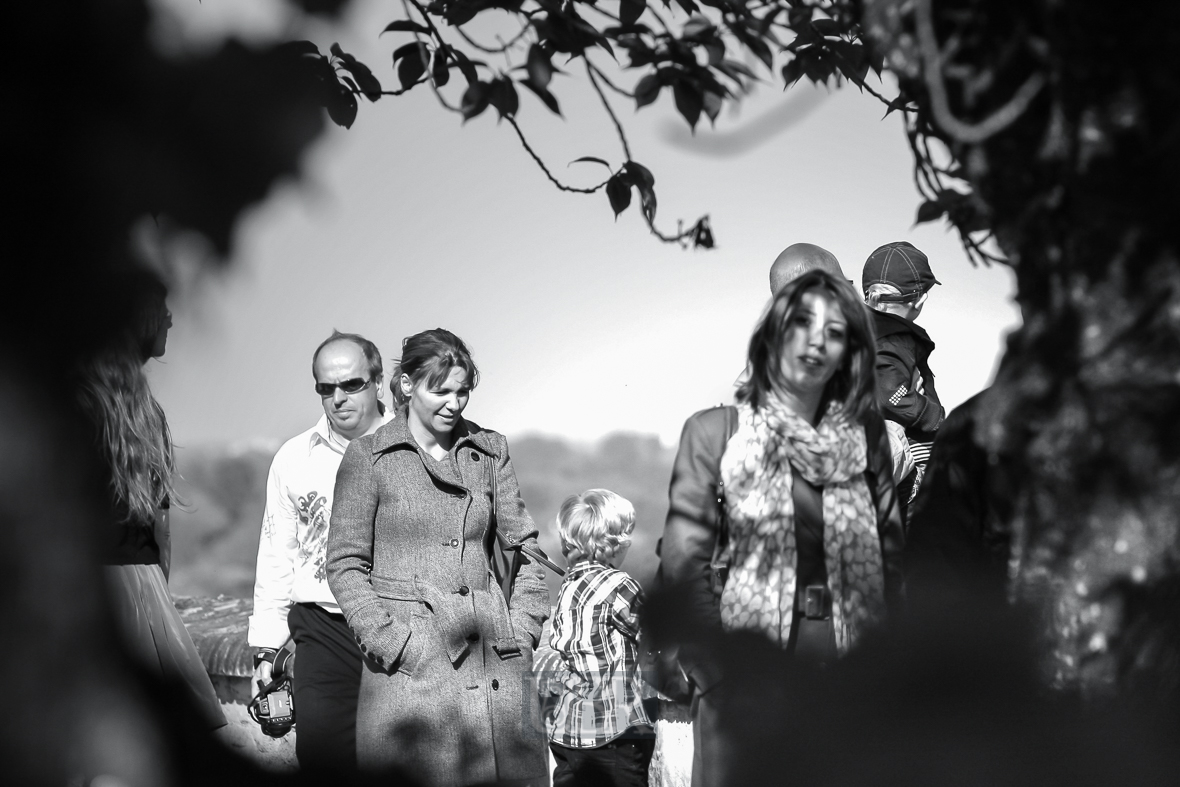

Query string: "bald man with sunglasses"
[[248, 330, 391, 773]]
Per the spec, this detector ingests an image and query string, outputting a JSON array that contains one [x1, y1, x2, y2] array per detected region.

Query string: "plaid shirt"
[[547, 560, 652, 748]]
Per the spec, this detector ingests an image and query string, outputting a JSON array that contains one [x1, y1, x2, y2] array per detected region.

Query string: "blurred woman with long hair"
[[660, 269, 904, 786], [77, 270, 224, 727]]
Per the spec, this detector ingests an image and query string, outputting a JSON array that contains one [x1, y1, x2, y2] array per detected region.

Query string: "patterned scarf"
[[719, 396, 885, 654]]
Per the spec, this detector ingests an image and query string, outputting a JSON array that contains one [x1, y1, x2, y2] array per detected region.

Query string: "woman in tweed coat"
[[326, 329, 550, 786]]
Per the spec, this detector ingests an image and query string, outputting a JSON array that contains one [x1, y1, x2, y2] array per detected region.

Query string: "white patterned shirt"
[[247, 412, 390, 648]]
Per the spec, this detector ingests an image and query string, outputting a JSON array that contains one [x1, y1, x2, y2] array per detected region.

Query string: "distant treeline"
[[170, 432, 675, 601]]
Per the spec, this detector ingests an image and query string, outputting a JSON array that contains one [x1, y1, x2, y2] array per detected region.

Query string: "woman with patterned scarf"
[[659, 268, 904, 787]]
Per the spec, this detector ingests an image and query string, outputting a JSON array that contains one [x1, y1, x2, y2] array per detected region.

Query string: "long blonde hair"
[[76, 272, 178, 525]]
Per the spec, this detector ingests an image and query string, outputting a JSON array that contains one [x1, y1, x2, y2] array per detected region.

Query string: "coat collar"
[[371, 406, 499, 458]]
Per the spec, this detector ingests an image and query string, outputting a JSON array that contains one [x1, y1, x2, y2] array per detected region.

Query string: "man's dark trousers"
[[287, 602, 362, 773]]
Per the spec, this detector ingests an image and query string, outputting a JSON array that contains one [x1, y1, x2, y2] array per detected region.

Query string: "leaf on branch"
[[461, 80, 492, 121], [703, 90, 723, 124], [634, 73, 662, 108], [674, 81, 703, 131], [338, 55, 383, 101], [382, 19, 431, 35], [915, 200, 946, 224], [757, 8, 783, 37], [638, 181, 657, 223], [782, 57, 804, 87], [719, 59, 757, 80], [489, 77, 519, 119], [571, 156, 613, 170], [527, 44, 553, 90], [810, 18, 843, 38], [326, 82, 359, 128], [883, 94, 915, 117], [520, 78, 562, 116], [682, 15, 715, 42], [622, 160, 655, 189], [398, 49, 427, 90], [450, 48, 480, 86], [444, 0, 480, 26], [341, 75, 360, 93], [672, 0, 700, 15], [801, 50, 835, 84], [737, 31, 773, 70], [704, 40, 725, 66], [606, 174, 632, 218], [278, 40, 321, 57], [431, 49, 450, 86], [392, 42, 426, 62], [620, 0, 647, 28], [690, 216, 714, 248]]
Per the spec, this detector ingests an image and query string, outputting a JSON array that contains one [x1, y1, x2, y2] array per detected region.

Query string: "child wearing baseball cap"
[[862, 241, 945, 520]]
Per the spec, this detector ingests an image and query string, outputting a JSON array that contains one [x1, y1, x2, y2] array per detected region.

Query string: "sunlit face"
[[314, 340, 384, 441], [402, 366, 471, 439], [777, 290, 848, 403]]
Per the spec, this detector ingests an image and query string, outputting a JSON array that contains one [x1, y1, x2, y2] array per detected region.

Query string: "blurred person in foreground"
[[545, 489, 654, 787], [327, 328, 550, 786], [660, 269, 905, 787], [248, 330, 390, 773], [861, 241, 945, 521], [76, 268, 225, 729]]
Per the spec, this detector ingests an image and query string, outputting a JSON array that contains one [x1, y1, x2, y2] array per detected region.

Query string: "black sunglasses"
[[315, 377, 373, 397]]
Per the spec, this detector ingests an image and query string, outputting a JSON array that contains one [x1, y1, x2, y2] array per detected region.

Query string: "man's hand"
[[254, 660, 273, 693], [253, 650, 276, 693]]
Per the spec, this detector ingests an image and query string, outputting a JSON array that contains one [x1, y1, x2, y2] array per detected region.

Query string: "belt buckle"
[[804, 585, 828, 620]]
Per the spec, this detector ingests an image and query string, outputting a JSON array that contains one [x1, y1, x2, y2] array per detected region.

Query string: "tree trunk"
[[867, 0, 1180, 695]]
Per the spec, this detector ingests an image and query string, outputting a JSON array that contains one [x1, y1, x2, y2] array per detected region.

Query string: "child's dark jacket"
[[871, 310, 944, 442]]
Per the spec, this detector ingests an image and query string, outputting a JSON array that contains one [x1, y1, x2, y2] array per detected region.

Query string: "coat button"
[[360, 643, 368, 653], [467, 632, 480, 643], [471, 452, 480, 461], [458, 585, 470, 596], [450, 538, 460, 548], [492, 679, 500, 690]]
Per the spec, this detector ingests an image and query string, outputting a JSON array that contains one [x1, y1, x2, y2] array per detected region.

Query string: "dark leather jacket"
[[659, 405, 905, 689]]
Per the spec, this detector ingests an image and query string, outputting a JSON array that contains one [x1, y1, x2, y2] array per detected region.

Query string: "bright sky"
[[147, 0, 1021, 449]]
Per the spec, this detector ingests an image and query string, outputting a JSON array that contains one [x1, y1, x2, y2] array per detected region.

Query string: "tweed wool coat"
[[326, 409, 550, 786]]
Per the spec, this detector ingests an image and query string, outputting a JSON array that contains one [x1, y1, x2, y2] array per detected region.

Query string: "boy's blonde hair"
[[557, 489, 636, 563]]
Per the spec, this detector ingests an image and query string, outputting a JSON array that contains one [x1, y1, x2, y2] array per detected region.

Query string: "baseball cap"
[[862, 241, 940, 299]]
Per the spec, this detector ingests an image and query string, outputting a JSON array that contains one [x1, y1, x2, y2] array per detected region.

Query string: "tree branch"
[[586, 61, 633, 162], [505, 116, 608, 194], [453, 20, 531, 55], [403, 0, 463, 113], [914, 0, 1046, 144]]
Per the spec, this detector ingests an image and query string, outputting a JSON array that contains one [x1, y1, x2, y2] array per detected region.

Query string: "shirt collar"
[[309, 410, 394, 456]]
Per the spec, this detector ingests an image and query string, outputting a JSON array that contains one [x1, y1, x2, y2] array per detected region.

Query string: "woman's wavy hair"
[[557, 489, 636, 563], [391, 328, 479, 407], [76, 271, 178, 524], [736, 268, 878, 422]]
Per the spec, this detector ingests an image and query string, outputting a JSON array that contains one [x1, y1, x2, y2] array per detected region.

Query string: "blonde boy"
[[547, 489, 654, 787]]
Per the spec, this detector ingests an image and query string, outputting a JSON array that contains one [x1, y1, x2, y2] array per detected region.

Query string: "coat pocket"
[[371, 574, 431, 675]]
